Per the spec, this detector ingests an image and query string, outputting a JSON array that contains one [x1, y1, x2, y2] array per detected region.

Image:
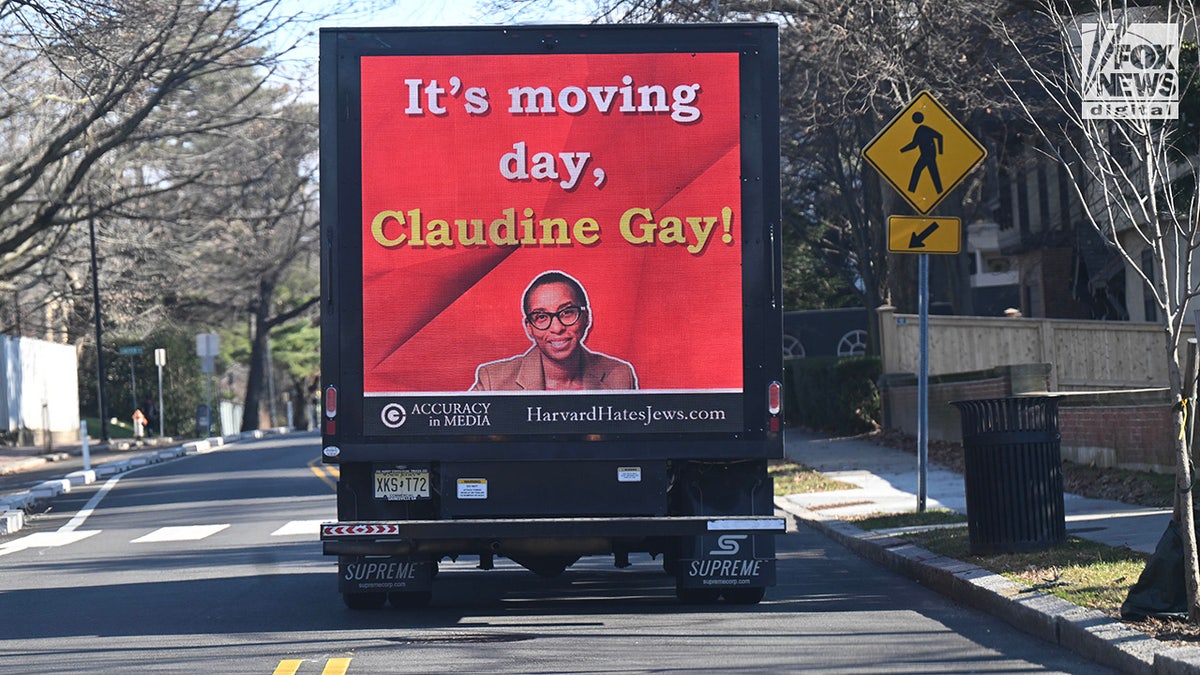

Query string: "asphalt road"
[[0, 433, 1115, 674]]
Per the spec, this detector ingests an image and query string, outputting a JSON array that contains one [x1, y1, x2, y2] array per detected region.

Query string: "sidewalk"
[[0, 436, 177, 490], [780, 431, 1172, 554], [776, 431, 1200, 674]]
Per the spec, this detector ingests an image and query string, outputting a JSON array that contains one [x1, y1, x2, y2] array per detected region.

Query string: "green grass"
[[783, 461, 1154, 625], [864, 511, 1147, 614], [769, 459, 856, 496], [851, 509, 966, 531], [81, 416, 135, 440]]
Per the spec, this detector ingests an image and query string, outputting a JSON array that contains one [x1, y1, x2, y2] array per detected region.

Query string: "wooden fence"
[[876, 306, 1176, 391]]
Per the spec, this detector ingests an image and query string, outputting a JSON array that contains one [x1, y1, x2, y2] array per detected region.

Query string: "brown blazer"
[[472, 348, 637, 391]]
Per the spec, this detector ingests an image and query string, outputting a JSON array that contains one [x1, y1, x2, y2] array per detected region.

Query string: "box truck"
[[319, 23, 784, 608]]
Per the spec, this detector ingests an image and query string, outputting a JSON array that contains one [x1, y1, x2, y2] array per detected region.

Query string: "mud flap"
[[338, 556, 435, 594], [675, 533, 776, 590]]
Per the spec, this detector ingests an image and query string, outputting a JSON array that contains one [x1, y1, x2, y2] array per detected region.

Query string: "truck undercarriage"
[[322, 459, 784, 607]]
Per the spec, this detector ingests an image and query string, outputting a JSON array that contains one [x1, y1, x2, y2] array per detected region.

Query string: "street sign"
[[888, 216, 961, 254], [195, 333, 219, 357], [120, 345, 141, 411], [862, 91, 987, 214], [196, 332, 219, 375]]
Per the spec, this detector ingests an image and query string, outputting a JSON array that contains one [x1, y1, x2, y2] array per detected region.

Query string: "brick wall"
[[1057, 398, 1175, 471], [885, 376, 1008, 443], [881, 366, 1178, 473]]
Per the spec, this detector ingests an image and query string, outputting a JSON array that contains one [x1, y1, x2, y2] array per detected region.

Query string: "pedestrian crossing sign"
[[862, 91, 987, 215]]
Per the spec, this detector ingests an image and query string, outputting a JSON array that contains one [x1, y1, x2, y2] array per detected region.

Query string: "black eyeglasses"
[[526, 305, 586, 330]]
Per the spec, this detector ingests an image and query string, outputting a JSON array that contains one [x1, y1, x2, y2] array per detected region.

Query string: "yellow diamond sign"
[[863, 91, 987, 215]]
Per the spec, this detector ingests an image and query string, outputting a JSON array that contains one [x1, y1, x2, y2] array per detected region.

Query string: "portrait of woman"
[[471, 270, 637, 391]]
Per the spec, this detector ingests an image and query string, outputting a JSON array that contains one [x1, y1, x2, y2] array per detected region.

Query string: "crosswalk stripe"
[[0, 530, 100, 557], [2, 520, 324, 555], [131, 524, 230, 543], [271, 520, 324, 537]]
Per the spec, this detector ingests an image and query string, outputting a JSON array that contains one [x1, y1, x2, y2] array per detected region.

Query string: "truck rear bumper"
[[321, 515, 785, 556]]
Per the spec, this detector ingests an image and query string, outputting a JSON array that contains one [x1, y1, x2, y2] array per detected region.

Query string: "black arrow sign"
[[909, 221, 940, 249]]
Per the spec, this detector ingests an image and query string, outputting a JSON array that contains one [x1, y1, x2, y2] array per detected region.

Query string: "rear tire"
[[343, 592, 387, 610]]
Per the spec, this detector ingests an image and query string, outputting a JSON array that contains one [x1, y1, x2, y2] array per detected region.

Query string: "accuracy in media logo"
[[380, 403, 407, 428], [1080, 22, 1180, 120], [378, 400, 492, 430]]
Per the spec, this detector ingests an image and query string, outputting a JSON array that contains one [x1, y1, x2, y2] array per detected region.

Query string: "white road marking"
[[271, 520, 324, 537], [59, 453, 193, 533], [1, 518, 323, 556], [131, 524, 230, 543], [0, 530, 101, 557]]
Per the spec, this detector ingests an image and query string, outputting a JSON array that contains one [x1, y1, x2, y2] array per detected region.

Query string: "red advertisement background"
[[360, 53, 743, 393]]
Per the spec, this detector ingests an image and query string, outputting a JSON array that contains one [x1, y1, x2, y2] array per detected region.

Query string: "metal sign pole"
[[196, 333, 219, 438], [81, 419, 90, 472], [918, 253, 929, 512], [206, 373, 213, 437], [861, 90, 984, 515], [129, 354, 137, 411], [155, 348, 166, 440]]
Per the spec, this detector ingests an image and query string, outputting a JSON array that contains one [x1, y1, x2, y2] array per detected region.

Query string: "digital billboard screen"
[[356, 49, 749, 437]]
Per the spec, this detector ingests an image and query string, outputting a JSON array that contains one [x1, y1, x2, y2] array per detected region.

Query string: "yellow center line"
[[272, 660, 302, 675], [272, 657, 352, 674], [307, 457, 340, 491]]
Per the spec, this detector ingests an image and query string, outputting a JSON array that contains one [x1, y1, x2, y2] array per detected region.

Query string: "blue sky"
[[324, 1, 490, 28], [276, 1, 594, 95]]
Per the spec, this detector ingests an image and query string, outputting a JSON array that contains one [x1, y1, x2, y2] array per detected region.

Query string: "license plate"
[[374, 469, 431, 501]]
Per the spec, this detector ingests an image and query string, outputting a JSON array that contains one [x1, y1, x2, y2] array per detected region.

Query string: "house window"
[[837, 330, 868, 357]]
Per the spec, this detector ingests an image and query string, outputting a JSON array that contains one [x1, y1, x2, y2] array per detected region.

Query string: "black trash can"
[[950, 396, 1065, 555]]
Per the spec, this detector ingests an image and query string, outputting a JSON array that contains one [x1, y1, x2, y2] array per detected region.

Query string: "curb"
[[775, 496, 1200, 675], [0, 428, 294, 536], [0, 454, 59, 476]]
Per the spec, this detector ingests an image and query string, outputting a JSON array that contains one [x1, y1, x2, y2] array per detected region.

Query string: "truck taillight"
[[325, 385, 338, 418], [767, 380, 781, 415]]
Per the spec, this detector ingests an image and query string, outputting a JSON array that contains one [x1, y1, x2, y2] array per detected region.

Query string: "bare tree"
[[489, 0, 1060, 335], [0, 0, 340, 437], [0, 1, 292, 280], [1001, 1, 1200, 619], [180, 98, 319, 431], [0, 0, 366, 338]]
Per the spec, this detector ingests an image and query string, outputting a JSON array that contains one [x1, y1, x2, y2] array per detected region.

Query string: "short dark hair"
[[523, 271, 587, 315]]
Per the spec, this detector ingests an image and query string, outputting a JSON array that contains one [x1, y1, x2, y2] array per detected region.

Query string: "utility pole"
[[88, 213, 109, 442]]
